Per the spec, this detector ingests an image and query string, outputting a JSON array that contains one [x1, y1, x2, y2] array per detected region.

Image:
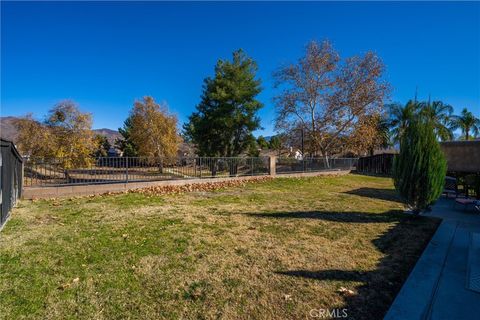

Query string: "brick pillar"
[[269, 156, 276, 177]]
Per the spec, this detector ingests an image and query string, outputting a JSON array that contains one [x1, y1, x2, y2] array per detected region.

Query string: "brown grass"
[[0, 174, 439, 319]]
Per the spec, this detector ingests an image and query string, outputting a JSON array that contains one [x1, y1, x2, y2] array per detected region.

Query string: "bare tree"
[[274, 40, 389, 165]]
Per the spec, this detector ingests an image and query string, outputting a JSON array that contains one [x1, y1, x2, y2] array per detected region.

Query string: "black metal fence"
[[24, 156, 270, 187], [276, 157, 357, 174], [356, 153, 396, 176], [1, 139, 23, 228], [24, 155, 359, 188]]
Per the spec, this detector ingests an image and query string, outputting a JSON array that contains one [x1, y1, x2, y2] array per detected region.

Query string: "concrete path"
[[385, 198, 480, 320]]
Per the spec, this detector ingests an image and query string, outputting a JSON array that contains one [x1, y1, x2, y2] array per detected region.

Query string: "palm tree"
[[377, 116, 392, 149], [386, 100, 417, 144], [419, 100, 454, 141], [450, 108, 480, 140]]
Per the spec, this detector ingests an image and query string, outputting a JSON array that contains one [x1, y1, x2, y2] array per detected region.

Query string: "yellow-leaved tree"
[[14, 114, 55, 160], [347, 113, 391, 156], [15, 101, 96, 168], [129, 96, 180, 170]]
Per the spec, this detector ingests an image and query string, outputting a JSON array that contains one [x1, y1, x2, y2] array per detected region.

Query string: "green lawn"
[[0, 174, 439, 319]]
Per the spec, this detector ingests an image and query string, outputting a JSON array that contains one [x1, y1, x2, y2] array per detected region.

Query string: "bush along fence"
[[356, 153, 396, 176], [1, 139, 23, 228], [23, 156, 358, 188]]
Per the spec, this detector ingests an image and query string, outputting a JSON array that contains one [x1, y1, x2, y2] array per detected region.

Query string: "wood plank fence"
[[356, 153, 395, 176]]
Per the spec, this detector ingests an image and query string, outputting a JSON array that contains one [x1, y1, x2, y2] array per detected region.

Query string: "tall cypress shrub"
[[393, 117, 447, 213]]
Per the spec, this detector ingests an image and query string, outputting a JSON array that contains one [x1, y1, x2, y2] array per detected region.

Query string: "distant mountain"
[[0, 116, 121, 145], [91, 128, 122, 144]]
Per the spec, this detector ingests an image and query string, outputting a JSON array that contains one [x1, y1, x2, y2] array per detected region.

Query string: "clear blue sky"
[[1, 1, 479, 136]]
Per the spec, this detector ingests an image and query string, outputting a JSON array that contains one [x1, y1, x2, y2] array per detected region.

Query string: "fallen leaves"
[[337, 286, 355, 296], [58, 277, 80, 290], [283, 294, 293, 301], [129, 177, 273, 197], [38, 176, 274, 201]]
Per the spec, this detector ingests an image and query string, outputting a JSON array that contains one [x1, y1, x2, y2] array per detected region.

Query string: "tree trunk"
[[158, 158, 163, 174], [324, 153, 330, 169]]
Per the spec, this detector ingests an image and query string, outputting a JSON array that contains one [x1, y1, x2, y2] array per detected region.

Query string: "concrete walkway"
[[385, 198, 480, 320]]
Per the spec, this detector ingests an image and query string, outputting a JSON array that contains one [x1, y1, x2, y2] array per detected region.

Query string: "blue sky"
[[1, 1, 479, 136]]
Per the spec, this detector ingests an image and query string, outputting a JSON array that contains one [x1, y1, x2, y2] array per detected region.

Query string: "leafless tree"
[[274, 40, 390, 165]]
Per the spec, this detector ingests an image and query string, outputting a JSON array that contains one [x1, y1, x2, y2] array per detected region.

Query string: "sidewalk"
[[385, 198, 480, 320]]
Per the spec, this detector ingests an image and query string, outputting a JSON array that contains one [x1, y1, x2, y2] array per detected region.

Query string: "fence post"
[[269, 156, 276, 177], [20, 160, 24, 197], [199, 158, 202, 179], [125, 157, 129, 183], [194, 158, 196, 177]]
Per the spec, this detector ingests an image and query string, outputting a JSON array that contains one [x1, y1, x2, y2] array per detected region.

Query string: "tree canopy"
[[393, 114, 446, 213], [93, 135, 111, 157], [274, 40, 389, 159], [450, 108, 480, 140], [386, 101, 417, 144], [15, 100, 95, 168], [116, 115, 139, 157], [184, 49, 263, 157], [129, 96, 180, 162], [256, 136, 269, 149], [419, 100, 454, 141]]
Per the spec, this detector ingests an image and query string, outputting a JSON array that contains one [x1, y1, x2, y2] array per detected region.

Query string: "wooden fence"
[[356, 153, 395, 176]]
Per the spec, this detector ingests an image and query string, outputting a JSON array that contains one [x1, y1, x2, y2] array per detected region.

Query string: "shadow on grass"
[[266, 210, 439, 320], [343, 187, 403, 203], [246, 206, 439, 319], [277, 269, 367, 282], [246, 210, 402, 223]]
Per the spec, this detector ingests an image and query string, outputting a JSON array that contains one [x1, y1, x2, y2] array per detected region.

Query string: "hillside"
[[90, 128, 122, 144]]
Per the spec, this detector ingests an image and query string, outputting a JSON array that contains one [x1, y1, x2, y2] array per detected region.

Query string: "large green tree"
[[93, 134, 111, 157], [184, 49, 263, 157], [116, 116, 138, 157], [269, 136, 282, 154], [256, 136, 269, 149], [393, 115, 447, 213]]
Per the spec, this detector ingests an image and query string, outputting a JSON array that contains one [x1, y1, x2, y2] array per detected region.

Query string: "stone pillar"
[[269, 156, 276, 177]]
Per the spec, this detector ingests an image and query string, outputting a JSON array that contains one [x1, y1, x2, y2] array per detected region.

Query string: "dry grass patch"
[[0, 174, 438, 319]]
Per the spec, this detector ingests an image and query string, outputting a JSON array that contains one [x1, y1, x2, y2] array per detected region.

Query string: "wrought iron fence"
[[1, 139, 23, 228], [23, 156, 270, 187], [275, 157, 357, 174]]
